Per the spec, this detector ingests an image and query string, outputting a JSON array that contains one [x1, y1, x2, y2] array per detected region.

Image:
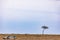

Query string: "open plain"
[[0, 34, 60, 40]]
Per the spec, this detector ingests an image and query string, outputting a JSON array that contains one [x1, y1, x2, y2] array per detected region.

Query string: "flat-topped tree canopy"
[[42, 26, 48, 29], [41, 26, 48, 34]]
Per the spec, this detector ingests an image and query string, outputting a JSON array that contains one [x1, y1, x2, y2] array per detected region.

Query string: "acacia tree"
[[42, 26, 48, 34]]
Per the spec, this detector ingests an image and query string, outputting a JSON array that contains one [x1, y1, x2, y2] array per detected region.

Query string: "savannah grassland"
[[0, 34, 60, 40]]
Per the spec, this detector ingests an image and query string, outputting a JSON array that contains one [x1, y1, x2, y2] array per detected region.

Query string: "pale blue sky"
[[0, 0, 60, 34]]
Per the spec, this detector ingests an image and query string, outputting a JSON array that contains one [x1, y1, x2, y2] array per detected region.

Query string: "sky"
[[0, 0, 60, 34]]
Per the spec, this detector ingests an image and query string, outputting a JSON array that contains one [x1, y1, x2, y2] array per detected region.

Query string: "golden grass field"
[[0, 34, 60, 40]]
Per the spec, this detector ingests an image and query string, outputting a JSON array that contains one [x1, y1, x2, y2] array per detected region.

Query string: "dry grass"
[[0, 34, 60, 40]]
